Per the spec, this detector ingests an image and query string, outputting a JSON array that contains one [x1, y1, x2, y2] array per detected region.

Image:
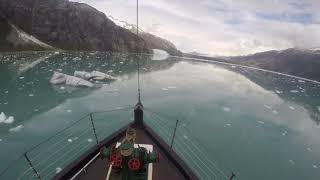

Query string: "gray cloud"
[[72, 0, 320, 56]]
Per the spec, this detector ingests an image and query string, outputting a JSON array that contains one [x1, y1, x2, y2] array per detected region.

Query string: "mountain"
[[0, 0, 150, 53], [185, 48, 320, 82], [0, 14, 54, 51], [107, 15, 182, 56]]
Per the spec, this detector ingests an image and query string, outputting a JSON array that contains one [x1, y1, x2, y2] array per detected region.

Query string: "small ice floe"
[[54, 51, 60, 55], [74, 71, 116, 81], [183, 135, 188, 139], [107, 70, 113, 73], [161, 88, 169, 91], [167, 86, 177, 89], [67, 110, 72, 113], [3, 102, 8, 105], [60, 86, 65, 90], [62, 57, 67, 61], [298, 80, 305, 83], [34, 109, 39, 112], [272, 110, 278, 115], [289, 106, 295, 110], [56, 69, 62, 72], [225, 123, 231, 127], [307, 147, 312, 152], [275, 90, 283, 94], [19, 77, 25, 80], [223, 107, 231, 112], [289, 160, 295, 165], [55, 167, 62, 174], [0, 113, 15, 124], [9, 125, 24, 133], [67, 139, 73, 142], [50, 72, 93, 87], [312, 164, 318, 169], [4, 91, 8, 94], [290, 90, 299, 93], [257, 121, 265, 125], [87, 138, 93, 143], [0, 139, 2, 142], [264, 104, 272, 109], [317, 106, 320, 112], [72, 57, 81, 61], [28, 94, 34, 97], [282, 130, 288, 136]]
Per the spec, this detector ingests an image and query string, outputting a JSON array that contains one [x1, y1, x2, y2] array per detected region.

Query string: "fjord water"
[[0, 52, 320, 180]]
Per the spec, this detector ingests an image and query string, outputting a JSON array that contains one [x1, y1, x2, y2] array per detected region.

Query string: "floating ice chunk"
[[223, 107, 231, 112], [161, 88, 169, 91], [67, 110, 72, 113], [307, 147, 312, 152], [29, 94, 34, 97], [4, 102, 8, 105], [50, 72, 93, 87], [54, 51, 60, 55], [87, 138, 93, 143], [275, 90, 283, 94], [272, 110, 278, 115], [264, 105, 272, 109], [0, 139, 2, 142], [9, 125, 24, 133], [4, 91, 8, 94], [289, 106, 295, 110], [67, 139, 73, 142], [168, 86, 177, 89], [289, 160, 295, 165], [72, 57, 81, 61], [225, 123, 231, 127], [317, 106, 320, 112], [107, 70, 113, 73], [55, 167, 62, 174], [312, 164, 318, 169], [290, 90, 299, 93], [183, 135, 188, 139], [258, 121, 265, 124], [60, 86, 65, 90], [298, 80, 305, 83], [282, 131, 287, 136], [34, 109, 39, 112], [4, 116, 14, 124], [0, 112, 7, 123], [74, 71, 116, 81], [56, 69, 62, 72], [19, 77, 25, 80]]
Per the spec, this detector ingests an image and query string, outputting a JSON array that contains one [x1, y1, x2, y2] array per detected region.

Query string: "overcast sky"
[[73, 0, 320, 56]]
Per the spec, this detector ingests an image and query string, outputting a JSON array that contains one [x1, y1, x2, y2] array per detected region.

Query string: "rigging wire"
[[136, 0, 141, 103]]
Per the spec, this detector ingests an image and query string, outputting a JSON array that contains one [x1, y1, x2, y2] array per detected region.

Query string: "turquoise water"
[[0, 51, 320, 180]]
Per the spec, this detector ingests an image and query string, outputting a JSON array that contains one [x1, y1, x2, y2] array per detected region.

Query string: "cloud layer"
[[72, 0, 320, 56]]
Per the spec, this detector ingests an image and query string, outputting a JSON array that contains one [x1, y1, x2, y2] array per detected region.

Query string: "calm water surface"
[[0, 51, 319, 180]]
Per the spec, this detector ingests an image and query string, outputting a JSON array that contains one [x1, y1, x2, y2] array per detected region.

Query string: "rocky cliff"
[[0, 0, 151, 53]]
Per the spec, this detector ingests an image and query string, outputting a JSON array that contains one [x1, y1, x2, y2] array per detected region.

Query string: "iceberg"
[[0, 113, 15, 124], [0, 112, 7, 123], [74, 71, 116, 81], [9, 125, 24, 133], [50, 72, 93, 87]]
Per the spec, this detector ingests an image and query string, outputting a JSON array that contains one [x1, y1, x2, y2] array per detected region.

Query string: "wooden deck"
[[75, 128, 186, 180]]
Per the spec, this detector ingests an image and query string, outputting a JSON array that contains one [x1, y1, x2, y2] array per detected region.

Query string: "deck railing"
[[0, 106, 236, 180]]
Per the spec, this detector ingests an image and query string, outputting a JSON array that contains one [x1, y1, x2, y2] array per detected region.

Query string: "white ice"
[[264, 104, 272, 109], [50, 72, 93, 87], [223, 107, 231, 112], [258, 121, 265, 124], [4, 116, 14, 124], [289, 106, 295, 110], [29, 94, 34, 97], [151, 49, 169, 61], [282, 131, 288, 136], [317, 106, 320, 112], [67, 110, 72, 113], [312, 164, 318, 169], [55, 167, 62, 174], [74, 71, 116, 81], [68, 139, 73, 142], [0, 112, 6, 123], [290, 90, 299, 93], [87, 138, 93, 142], [289, 160, 295, 165], [161, 88, 169, 91], [9, 125, 24, 133]]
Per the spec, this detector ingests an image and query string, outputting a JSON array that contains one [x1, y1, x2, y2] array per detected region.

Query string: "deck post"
[[89, 113, 99, 144], [170, 119, 179, 149], [24, 152, 41, 179], [134, 102, 144, 128]]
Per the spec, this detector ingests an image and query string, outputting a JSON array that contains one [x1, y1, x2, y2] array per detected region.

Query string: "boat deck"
[[75, 128, 186, 180]]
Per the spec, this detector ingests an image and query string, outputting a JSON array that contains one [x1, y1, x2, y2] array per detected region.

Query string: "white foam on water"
[[9, 125, 24, 133], [161, 88, 169, 91], [4, 116, 14, 124], [223, 107, 231, 112], [258, 121, 265, 124], [56, 167, 62, 174], [289, 106, 295, 110], [87, 138, 93, 142], [29, 94, 34, 97], [67, 139, 73, 142]]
